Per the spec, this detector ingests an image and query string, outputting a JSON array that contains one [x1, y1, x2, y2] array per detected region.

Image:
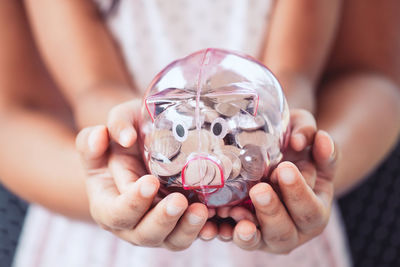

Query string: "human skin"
[[263, 0, 400, 196], [266, 0, 400, 197], [0, 1, 90, 219], [262, 0, 342, 113], [227, 0, 400, 252], [19, 0, 342, 253], [0, 0, 399, 253], [321, 0, 400, 195]]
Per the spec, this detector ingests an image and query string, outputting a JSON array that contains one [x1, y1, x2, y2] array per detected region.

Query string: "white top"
[[99, 0, 273, 91], [14, 204, 350, 267], [13, 1, 351, 266]]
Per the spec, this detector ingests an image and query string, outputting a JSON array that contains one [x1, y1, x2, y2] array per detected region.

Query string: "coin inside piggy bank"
[[139, 48, 290, 207]]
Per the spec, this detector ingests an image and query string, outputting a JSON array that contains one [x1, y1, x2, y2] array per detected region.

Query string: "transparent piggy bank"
[[139, 48, 290, 207]]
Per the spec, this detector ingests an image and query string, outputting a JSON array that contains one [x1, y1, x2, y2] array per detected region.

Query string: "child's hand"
[[215, 109, 338, 253], [76, 100, 210, 250]]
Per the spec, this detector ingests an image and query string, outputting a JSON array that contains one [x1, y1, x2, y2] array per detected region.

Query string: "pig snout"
[[181, 154, 224, 189]]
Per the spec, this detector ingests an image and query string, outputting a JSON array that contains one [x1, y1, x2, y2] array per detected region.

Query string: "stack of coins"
[[141, 48, 290, 207], [145, 101, 281, 207]]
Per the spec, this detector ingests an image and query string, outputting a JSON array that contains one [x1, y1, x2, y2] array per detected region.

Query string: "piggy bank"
[[139, 48, 290, 207]]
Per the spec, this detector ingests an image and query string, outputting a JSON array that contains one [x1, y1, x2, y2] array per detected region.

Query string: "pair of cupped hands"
[[76, 99, 338, 254]]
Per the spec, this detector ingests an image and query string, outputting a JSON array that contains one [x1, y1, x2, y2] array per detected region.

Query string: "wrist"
[[274, 71, 316, 114], [72, 82, 139, 129]]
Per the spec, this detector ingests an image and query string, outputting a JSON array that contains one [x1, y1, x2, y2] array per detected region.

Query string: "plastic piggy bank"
[[139, 48, 290, 207]]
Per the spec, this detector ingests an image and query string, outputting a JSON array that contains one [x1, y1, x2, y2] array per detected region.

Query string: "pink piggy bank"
[[139, 48, 290, 207]]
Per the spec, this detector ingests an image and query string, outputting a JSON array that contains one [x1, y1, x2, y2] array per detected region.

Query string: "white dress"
[[13, 1, 351, 266]]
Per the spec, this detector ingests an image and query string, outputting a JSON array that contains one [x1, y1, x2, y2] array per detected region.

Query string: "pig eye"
[[173, 121, 188, 142], [211, 118, 228, 138]]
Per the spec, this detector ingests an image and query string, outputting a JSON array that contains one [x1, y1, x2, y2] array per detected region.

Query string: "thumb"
[[107, 99, 141, 148], [76, 125, 109, 170]]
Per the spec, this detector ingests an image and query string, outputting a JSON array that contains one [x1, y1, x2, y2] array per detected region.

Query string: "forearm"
[[262, 0, 342, 112], [24, 0, 136, 127], [316, 72, 400, 196], [0, 106, 90, 220]]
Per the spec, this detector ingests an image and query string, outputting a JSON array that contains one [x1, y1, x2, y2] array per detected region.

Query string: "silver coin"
[[181, 129, 224, 154], [226, 152, 241, 179], [208, 70, 245, 89], [266, 134, 281, 164], [224, 179, 250, 203], [183, 159, 205, 186], [234, 114, 265, 131], [239, 144, 265, 181], [215, 102, 240, 117], [203, 107, 220, 123], [218, 153, 232, 180], [207, 163, 222, 186], [214, 145, 242, 156], [201, 185, 233, 207], [147, 129, 181, 160], [235, 130, 273, 149], [176, 102, 195, 115], [210, 135, 225, 151], [214, 147, 241, 179], [149, 152, 187, 177], [181, 130, 210, 154], [233, 99, 251, 111], [154, 117, 173, 130], [183, 158, 217, 187]]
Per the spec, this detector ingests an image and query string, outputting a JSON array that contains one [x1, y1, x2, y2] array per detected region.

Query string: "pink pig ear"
[[145, 98, 173, 122], [145, 87, 194, 122], [204, 83, 260, 116]]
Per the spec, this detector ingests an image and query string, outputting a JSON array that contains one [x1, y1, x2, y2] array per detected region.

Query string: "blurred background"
[[1, 1, 400, 267]]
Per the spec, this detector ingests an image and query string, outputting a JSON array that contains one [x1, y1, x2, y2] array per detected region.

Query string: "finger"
[[229, 206, 258, 225], [295, 160, 317, 189], [118, 192, 188, 247], [164, 203, 208, 251], [313, 177, 334, 211], [250, 183, 299, 253], [109, 151, 146, 194], [271, 159, 316, 189], [232, 220, 261, 251], [76, 125, 109, 170], [312, 130, 338, 179], [199, 221, 218, 241], [87, 174, 159, 230], [276, 162, 330, 235], [216, 206, 231, 218], [107, 100, 140, 148], [208, 208, 216, 218], [218, 222, 233, 241], [290, 109, 317, 151]]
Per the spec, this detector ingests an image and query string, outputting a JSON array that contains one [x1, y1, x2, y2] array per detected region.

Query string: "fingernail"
[[166, 200, 185, 216], [319, 130, 335, 160], [200, 234, 214, 241], [238, 231, 255, 241], [188, 213, 203, 225], [119, 129, 132, 147], [140, 182, 157, 198], [328, 135, 335, 159], [88, 127, 101, 153], [219, 235, 232, 241], [280, 167, 296, 185], [255, 191, 271, 206]]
